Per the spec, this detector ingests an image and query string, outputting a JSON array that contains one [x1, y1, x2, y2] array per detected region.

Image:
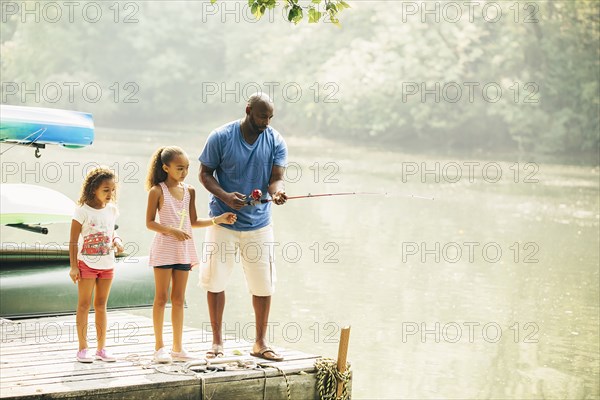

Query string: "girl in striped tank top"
[[146, 146, 236, 363]]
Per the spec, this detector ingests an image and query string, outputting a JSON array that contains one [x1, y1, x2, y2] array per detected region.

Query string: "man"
[[198, 92, 287, 361]]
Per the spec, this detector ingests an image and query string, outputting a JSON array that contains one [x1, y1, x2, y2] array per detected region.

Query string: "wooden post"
[[336, 326, 351, 399]]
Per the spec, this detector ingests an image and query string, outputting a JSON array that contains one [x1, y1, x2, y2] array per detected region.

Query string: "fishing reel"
[[245, 189, 267, 206]]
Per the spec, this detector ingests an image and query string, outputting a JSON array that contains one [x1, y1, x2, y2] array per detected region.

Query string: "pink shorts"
[[78, 260, 114, 280]]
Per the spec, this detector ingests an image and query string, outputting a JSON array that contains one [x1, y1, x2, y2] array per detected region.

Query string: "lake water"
[[1, 127, 598, 399]]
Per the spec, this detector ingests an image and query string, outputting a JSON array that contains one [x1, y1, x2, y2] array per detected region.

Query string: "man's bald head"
[[247, 92, 273, 109]]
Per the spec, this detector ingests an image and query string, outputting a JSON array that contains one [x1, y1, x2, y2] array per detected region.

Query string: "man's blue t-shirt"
[[199, 120, 287, 231]]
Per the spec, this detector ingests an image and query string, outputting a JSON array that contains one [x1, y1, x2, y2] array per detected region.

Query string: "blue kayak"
[[0, 105, 94, 149]]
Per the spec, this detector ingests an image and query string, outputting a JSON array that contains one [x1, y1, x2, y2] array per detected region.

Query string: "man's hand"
[[224, 192, 248, 210], [272, 190, 288, 205]]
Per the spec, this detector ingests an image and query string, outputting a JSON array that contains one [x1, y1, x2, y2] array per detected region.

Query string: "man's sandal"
[[250, 346, 283, 362]]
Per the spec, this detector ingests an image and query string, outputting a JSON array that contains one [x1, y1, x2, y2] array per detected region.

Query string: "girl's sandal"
[[206, 344, 224, 359]]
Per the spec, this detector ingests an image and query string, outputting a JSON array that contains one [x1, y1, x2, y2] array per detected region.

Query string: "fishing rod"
[[245, 189, 434, 205]]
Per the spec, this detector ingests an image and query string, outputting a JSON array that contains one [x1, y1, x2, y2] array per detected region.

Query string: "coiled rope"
[[315, 357, 351, 400]]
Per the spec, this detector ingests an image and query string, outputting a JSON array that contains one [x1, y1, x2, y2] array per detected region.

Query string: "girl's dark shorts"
[[153, 263, 192, 271]]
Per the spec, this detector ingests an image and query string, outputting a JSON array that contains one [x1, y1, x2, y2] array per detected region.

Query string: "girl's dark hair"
[[146, 146, 186, 190], [78, 167, 117, 206]]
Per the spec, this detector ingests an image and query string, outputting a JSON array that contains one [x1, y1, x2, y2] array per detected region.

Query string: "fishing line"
[[284, 192, 434, 201]]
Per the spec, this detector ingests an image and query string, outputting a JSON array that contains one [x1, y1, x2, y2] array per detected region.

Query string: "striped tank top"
[[148, 182, 199, 267]]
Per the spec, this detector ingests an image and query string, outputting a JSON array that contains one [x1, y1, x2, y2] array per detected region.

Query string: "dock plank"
[[0, 312, 348, 399]]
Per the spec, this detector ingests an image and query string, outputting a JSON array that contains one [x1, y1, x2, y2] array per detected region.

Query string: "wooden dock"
[[0, 312, 350, 399]]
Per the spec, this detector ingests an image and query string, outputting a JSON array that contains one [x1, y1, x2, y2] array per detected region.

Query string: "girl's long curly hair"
[[145, 146, 186, 191], [78, 166, 117, 206]]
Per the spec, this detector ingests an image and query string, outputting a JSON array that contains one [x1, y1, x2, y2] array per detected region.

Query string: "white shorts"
[[200, 224, 276, 296]]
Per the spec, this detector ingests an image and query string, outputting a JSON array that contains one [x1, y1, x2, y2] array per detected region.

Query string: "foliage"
[[218, 0, 351, 25], [0, 1, 597, 159]]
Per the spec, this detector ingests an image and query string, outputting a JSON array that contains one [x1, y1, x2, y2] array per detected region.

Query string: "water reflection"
[[1, 130, 597, 399]]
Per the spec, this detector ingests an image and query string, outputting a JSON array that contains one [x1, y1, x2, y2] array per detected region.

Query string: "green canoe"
[[0, 256, 155, 319]]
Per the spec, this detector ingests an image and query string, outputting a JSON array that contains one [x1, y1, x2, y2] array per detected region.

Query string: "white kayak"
[[0, 183, 75, 225]]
